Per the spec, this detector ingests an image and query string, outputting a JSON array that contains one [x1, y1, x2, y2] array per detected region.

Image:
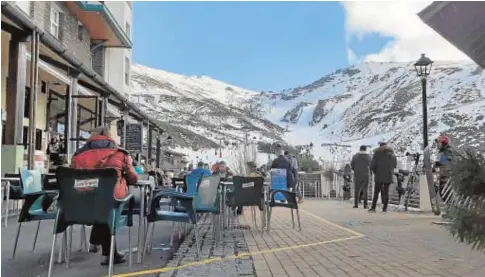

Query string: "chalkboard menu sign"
[[123, 123, 143, 152]]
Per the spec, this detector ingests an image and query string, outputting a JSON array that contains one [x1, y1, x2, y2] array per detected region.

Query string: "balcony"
[[64, 1, 132, 48]]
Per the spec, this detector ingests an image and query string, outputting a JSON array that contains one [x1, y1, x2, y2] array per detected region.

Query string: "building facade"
[[1, 1, 163, 174]]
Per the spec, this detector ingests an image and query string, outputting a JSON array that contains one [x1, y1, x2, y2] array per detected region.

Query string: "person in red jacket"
[[212, 161, 234, 180], [71, 126, 138, 266]]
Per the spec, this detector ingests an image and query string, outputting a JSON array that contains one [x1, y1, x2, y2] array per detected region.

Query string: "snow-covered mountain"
[[130, 64, 285, 152], [256, 61, 485, 161], [130, 61, 485, 165]]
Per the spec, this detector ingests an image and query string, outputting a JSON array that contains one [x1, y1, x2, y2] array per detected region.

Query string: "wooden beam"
[[1, 20, 30, 38]]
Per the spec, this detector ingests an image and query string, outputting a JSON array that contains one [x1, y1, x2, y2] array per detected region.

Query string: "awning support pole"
[[27, 31, 39, 169], [5, 33, 28, 146], [156, 132, 161, 169], [65, 70, 80, 162], [147, 122, 152, 166]]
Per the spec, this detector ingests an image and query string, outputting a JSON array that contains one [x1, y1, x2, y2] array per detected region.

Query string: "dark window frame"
[[35, 129, 42, 151], [124, 57, 130, 86], [41, 81, 47, 94], [24, 86, 30, 118], [78, 21, 83, 41]]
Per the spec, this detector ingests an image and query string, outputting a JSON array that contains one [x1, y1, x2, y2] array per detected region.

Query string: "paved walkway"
[[1, 216, 176, 277], [117, 200, 485, 277], [3, 200, 485, 277]]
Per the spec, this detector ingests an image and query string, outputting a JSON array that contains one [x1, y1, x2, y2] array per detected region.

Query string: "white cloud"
[[342, 1, 469, 63], [346, 47, 358, 64]]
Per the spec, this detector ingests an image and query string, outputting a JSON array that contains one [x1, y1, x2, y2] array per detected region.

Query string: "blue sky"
[[133, 1, 391, 92]]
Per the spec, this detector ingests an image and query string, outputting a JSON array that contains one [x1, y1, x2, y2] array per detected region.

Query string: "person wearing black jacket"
[[351, 145, 372, 208], [369, 142, 397, 213], [271, 150, 297, 190]]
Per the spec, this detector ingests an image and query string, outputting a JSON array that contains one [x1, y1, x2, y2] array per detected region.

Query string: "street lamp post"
[[414, 53, 433, 148]]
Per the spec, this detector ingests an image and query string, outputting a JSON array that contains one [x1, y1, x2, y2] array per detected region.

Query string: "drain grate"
[[233, 225, 252, 230]]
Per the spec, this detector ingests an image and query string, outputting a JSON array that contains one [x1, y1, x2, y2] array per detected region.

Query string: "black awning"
[[418, 1, 485, 68]]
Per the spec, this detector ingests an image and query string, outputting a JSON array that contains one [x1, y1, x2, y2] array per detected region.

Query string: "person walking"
[[351, 145, 372, 208], [369, 142, 397, 213]]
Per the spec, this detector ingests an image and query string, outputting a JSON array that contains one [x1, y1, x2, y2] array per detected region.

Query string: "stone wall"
[[30, 1, 92, 65]]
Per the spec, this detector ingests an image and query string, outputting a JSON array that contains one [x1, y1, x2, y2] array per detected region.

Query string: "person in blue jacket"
[[185, 161, 212, 194], [188, 161, 212, 177]]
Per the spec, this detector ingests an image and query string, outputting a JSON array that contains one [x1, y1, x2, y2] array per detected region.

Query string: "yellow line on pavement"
[[299, 208, 365, 237], [110, 210, 365, 277], [110, 235, 363, 277]]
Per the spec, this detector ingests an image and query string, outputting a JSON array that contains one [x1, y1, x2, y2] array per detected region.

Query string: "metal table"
[[1, 177, 20, 227], [220, 181, 233, 231], [128, 180, 152, 264]]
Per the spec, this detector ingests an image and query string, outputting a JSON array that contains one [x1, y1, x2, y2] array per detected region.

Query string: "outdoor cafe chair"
[[48, 167, 134, 277], [12, 168, 58, 259], [166, 173, 203, 239], [143, 189, 200, 259], [267, 169, 301, 232], [230, 176, 266, 230], [171, 177, 186, 191], [2, 173, 23, 226], [158, 174, 203, 246], [185, 173, 204, 195], [193, 175, 222, 242]]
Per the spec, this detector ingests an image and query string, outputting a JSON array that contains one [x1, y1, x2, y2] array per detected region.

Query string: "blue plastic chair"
[[270, 168, 289, 201], [185, 172, 205, 196], [47, 167, 134, 277], [143, 190, 200, 259], [12, 168, 58, 259], [135, 166, 144, 175], [194, 175, 222, 241]]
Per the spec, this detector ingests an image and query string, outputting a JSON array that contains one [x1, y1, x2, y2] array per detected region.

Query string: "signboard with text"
[[121, 123, 143, 152]]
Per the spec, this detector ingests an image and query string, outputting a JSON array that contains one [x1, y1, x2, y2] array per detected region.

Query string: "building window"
[[22, 126, 28, 149], [24, 87, 30, 118], [78, 21, 83, 41], [41, 81, 47, 94], [35, 129, 42, 151], [125, 57, 130, 85], [2, 122, 5, 144], [125, 22, 131, 38], [50, 6, 60, 38]]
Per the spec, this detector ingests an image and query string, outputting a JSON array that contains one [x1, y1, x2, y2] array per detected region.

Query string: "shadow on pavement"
[[1, 216, 179, 277]]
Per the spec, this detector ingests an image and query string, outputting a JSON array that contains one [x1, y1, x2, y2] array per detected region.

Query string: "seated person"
[[71, 126, 138, 266], [162, 170, 172, 187], [212, 161, 234, 180], [178, 167, 188, 178], [189, 161, 212, 177], [250, 162, 266, 178]]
